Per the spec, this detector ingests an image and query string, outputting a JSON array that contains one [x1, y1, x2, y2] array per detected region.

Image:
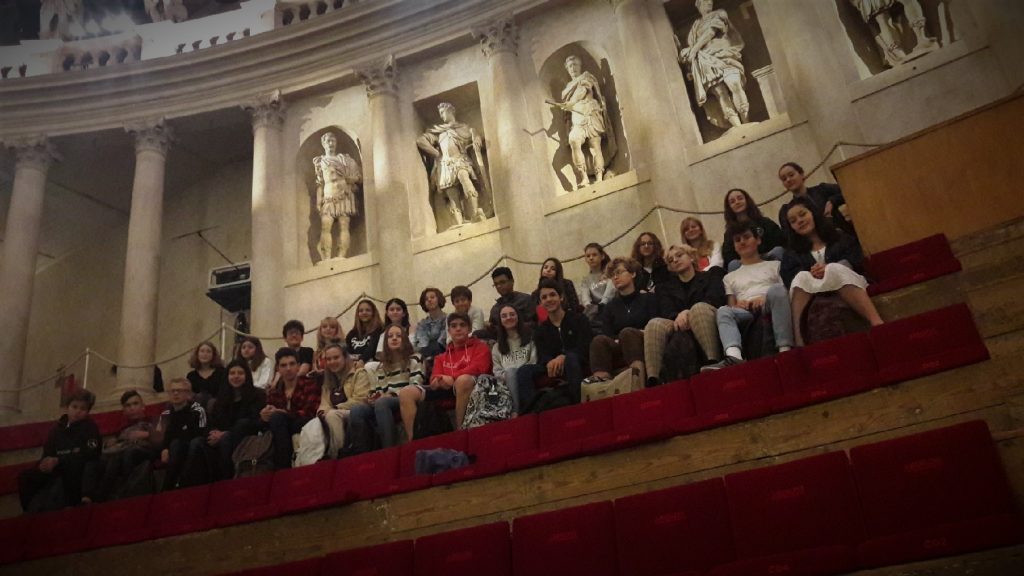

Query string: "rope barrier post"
[[83, 348, 90, 390], [220, 322, 227, 361]]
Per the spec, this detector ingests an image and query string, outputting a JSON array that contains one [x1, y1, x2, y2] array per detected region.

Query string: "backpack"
[[741, 310, 777, 360], [524, 385, 576, 414], [582, 364, 643, 402], [801, 293, 871, 344], [661, 330, 703, 381], [232, 431, 274, 478], [462, 375, 514, 429], [414, 448, 471, 475], [413, 401, 454, 440]]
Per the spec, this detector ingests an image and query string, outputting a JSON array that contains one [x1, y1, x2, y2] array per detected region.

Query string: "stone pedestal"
[[114, 119, 172, 397], [244, 91, 287, 339], [0, 137, 58, 413]]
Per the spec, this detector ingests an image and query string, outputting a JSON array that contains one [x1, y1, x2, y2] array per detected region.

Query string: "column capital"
[[125, 118, 173, 156], [243, 90, 287, 131], [4, 136, 60, 172], [472, 15, 519, 58], [355, 54, 398, 99]]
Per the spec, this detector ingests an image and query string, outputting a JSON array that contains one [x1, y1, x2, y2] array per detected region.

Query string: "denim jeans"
[[716, 284, 794, 353]]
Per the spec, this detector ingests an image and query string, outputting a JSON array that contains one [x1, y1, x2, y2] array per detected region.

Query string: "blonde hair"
[[680, 217, 715, 260]]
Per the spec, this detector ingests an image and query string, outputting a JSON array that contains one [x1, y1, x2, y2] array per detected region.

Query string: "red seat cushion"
[[92, 411, 125, 436], [399, 429, 468, 477], [0, 421, 52, 452], [434, 415, 539, 485], [323, 539, 413, 576], [774, 332, 880, 412], [512, 501, 617, 576], [87, 494, 154, 550], [850, 420, 1024, 567], [712, 451, 862, 576], [507, 401, 613, 470], [208, 474, 276, 528], [0, 461, 36, 496], [272, 460, 336, 515], [865, 234, 961, 296], [333, 447, 429, 501], [220, 557, 323, 576], [0, 515, 31, 565], [690, 357, 782, 427], [582, 381, 695, 454], [146, 484, 212, 539], [614, 478, 734, 576], [23, 505, 93, 560], [869, 303, 989, 386], [414, 521, 511, 576]]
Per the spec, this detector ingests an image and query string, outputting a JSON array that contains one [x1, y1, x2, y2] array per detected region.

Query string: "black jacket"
[[778, 183, 856, 238], [601, 291, 659, 336], [209, 388, 266, 431], [534, 310, 593, 367], [635, 262, 670, 293], [780, 232, 865, 289], [656, 268, 727, 318], [159, 401, 208, 449], [42, 415, 101, 471]]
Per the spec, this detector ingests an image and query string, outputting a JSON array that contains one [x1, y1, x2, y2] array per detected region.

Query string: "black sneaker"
[[700, 356, 745, 372]]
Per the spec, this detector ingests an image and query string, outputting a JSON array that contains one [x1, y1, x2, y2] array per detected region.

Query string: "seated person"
[[516, 279, 593, 408], [480, 267, 536, 339], [19, 389, 101, 512], [371, 298, 412, 362], [703, 221, 794, 370], [579, 242, 616, 322], [721, 188, 786, 272], [282, 319, 315, 377], [781, 197, 883, 346], [205, 359, 266, 481], [237, 336, 274, 390], [777, 161, 856, 238], [158, 378, 209, 490], [643, 244, 726, 385], [415, 287, 448, 363], [186, 341, 227, 411], [492, 304, 537, 414], [261, 348, 321, 470], [531, 258, 581, 315], [681, 217, 723, 272], [318, 343, 372, 458], [368, 324, 424, 448], [632, 232, 671, 292], [446, 285, 486, 343], [97, 390, 159, 501], [586, 257, 658, 384], [346, 299, 384, 367], [314, 316, 344, 373]]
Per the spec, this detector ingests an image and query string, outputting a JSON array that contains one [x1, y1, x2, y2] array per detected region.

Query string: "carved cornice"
[[472, 15, 519, 58], [125, 118, 173, 156], [4, 136, 60, 172], [355, 54, 398, 99], [242, 90, 286, 131]]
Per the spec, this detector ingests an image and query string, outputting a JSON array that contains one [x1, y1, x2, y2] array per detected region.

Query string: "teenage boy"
[[428, 312, 492, 428], [18, 389, 101, 512], [516, 278, 593, 408], [98, 390, 159, 500], [262, 348, 321, 469], [282, 319, 315, 377], [159, 377, 208, 490], [482, 267, 536, 338], [447, 285, 486, 342], [703, 221, 793, 371]]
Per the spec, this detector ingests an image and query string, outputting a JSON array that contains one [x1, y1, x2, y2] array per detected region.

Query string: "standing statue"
[[849, 0, 938, 67], [417, 102, 489, 229], [314, 132, 362, 261], [39, 0, 84, 40], [145, 0, 189, 24], [547, 55, 616, 190], [675, 0, 750, 130]]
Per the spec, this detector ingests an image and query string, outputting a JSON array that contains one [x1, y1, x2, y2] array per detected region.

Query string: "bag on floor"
[[524, 385, 576, 414], [582, 364, 644, 402], [462, 375, 514, 429], [413, 401, 454, 440], [661, 330, 702, 381], [233, 431, 274, 478], [294, 417, 328, 467], [116, 460, 156, 500], [414, 448, 471, 475]]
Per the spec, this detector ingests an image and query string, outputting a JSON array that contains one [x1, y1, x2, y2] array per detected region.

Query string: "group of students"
[[19, 161, 885, 512]]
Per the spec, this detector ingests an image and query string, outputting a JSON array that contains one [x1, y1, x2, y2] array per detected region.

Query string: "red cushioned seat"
[[333, 447, 429, 502], [774, 332, 880, 412], [399, 429, 468, 477], [581, 380, 696, 454], [0, 420, 52, 452], [506, 400, 613, 471], [92, 410, 126, 436], [323, 539, 414, 576], [0, 515, 30, 565], [272, 460, 337, 515], [512, 501, 617, 576], [87, 494, 153, 550], [433, 415, 539, 486], [220, 557, 323, 576], [22, 505, 93, 560], [614, 478, 734, 576], [850, 420, 1024, 568], [0, 461, 36, 496], [208, 474, 276, 528], [865, 234, 961, 296], [690, 357, 782, 428], [869, 303, 989, 386], [147, 484, 212, 539], [415, 521, 511, 576], [710, 451, 861, 576]]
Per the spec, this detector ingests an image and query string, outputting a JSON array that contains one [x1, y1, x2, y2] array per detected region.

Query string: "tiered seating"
[[690, 357, 782, 427], [415, 521, 511, 576], [507, 399, 614, 470], [865, 233, 961, 296], [512, 501, 618, 576], [324, 539, 414, 576]]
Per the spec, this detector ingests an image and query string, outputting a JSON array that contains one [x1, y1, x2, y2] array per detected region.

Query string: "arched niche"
[[538, 42, 629, 193], [296, 126, 367, 264]]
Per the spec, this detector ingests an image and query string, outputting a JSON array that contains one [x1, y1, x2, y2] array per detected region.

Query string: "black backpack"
[[661, 330, 703, 381], [232, 431, 274, 477], [524, 385, 576, 414]]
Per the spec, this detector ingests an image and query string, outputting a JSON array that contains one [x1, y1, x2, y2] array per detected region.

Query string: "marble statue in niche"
[[145, 0, 189, 24], [40, 0, 84, 40], [849, 0, 938, 67], [548, 55, 615, 190], [417, 102, 489, 229], [675, 0, 751, 130], [314, 132, 362, 260]]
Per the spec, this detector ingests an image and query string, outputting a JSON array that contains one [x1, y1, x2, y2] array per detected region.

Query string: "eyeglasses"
[[611, 268, 630, 277]]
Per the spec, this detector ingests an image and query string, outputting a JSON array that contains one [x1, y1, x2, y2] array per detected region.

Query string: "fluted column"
[[472, 15, 547, 264], [356, 55, 414, 297], [114, 119, 173, 396], [243, 91, 287, 339], [0, 137, 59, 413]]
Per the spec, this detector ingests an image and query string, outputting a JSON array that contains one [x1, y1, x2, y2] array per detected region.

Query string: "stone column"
[[473, 15, 547, 265], [114, 119, 173, 396], [243, 91, 287, 339], [0, 137, 58, 413], [356, 55, 414, 297]]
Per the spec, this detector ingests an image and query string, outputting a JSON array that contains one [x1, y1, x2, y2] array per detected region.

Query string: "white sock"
[[725, 347, 743, 360], [778, 346, 792, 353]]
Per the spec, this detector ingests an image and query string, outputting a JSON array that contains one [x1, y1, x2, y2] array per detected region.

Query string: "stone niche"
[[665, 0, 783, 144], [412, 82, 496, 234], [538, 41, 630, 193], [297, 126, 367, 264], [835, 0, 960, 77]]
